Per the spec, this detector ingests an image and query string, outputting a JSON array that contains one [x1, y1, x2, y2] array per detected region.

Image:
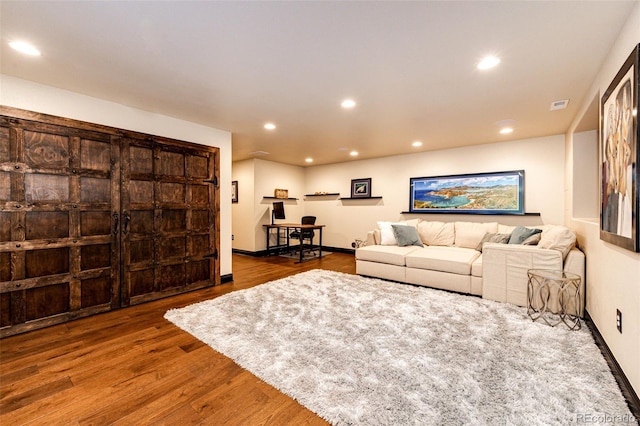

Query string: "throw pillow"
[[508, 226, 542, 244], [475, 232, 511, 252], [377, 220, 420, 245], [391, 224, 424, 247], [522, 233, 541, 245], [377, 221, 402, 245]]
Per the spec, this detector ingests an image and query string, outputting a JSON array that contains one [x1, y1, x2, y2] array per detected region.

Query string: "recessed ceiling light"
[[9, 40, 41, 56], [477, 55, 500, 70], [499, 127, 514, 135], [264, 123, 276, 130], [350, 150, 359, 156], [341, 99, 356, 109], [305, 158, 313, 163], [412, 141, 423, 147]]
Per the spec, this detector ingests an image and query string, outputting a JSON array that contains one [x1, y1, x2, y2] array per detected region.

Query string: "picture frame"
[[351, 178, 372, 198], [231, 180, 238, 203], [600, 43, 639, 252], [409, 170, 524, 215]]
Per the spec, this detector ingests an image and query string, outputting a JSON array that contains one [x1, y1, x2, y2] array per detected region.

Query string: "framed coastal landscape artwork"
[[409, 170, 524, 215]]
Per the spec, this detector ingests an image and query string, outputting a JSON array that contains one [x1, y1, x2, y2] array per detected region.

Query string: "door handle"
[[123, 212, 131, 235], [113, 212, 119, 236]]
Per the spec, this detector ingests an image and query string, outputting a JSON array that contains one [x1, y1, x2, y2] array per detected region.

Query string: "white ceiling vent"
[[550, 99, 569, 111], [249, 150, 270, 157]]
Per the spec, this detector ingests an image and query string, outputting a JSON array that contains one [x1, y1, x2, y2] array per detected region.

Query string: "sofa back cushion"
[[454, 222, 498, 249], [538, 225, 576, 259], [417, 221, 455, 246]]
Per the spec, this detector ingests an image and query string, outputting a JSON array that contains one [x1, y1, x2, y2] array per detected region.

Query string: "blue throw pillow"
[[391, 224, 424, 247], [508, 226, 542, 244]]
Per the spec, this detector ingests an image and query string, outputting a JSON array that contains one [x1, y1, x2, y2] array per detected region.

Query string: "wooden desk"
[[263, 223, 325, 263]]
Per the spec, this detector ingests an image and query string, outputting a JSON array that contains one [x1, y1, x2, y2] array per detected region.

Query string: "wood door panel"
[[25, 211, 70, 240], [0, 111, 120, 337], [80, 139, 111, 171], [161, 209, 186, 231], [80, 211, 112, 236], [0, 172, 10, 200], [121, 137, 219, 305], [24, 174, 69, 202], [0, 126, 9, 161], [25, 248, 70, 278], [80, 177, 111, 203], [25, 283, 70, 321], [1, 106, 219, 336], [24, 130, 69, 169], [80, 244, 111, 270], [80, 277, 111, 308]]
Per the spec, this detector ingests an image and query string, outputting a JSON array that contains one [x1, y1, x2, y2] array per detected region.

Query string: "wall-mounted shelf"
[[305, 193, 340, 198], [340, 196, 382, 200], [263, 196, 298, 200], [400, 211, 541, 216]]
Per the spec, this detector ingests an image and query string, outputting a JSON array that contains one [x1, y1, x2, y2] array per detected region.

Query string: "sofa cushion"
[[377, 219, 420, 245], [355, 245, 420, 266], [475, 232, 511, 252], [392, 224, 424, 247], [471, 254, 483, 277], [416, 221, 455, 246], [405, 246, 480, 275], [498, 224, 516, 235], [508, 226, 542, 244], [454, 222, 498, 249], [538, 226, 576, 259]]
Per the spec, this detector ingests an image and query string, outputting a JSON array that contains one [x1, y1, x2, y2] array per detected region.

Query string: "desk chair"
[[290, 216, 317, 257]]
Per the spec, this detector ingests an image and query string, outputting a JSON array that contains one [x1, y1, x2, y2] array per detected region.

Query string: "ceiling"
[[1, 1, 636, 166]]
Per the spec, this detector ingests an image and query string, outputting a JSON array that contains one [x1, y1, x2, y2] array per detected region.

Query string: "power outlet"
[[616, 309, 622, 333], [231, 234, 235, 240]]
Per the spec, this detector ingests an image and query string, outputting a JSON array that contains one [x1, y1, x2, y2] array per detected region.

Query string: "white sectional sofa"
[[355, 219, 585, 315]]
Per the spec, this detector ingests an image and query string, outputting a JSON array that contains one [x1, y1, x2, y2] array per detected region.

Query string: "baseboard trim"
[[220, 273, 233, 284], [585, 310, 640, 420], [232, 246, 355, 257]]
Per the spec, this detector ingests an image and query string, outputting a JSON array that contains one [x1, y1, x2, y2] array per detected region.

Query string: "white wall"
[[304, 135, 565, 249], [231, 159, 305, 252], [0, 75, 234, 277], [566, 2, 640, 396], [232, 136, 565, 253]]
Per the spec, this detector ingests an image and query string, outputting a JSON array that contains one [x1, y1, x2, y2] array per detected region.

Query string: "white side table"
[[527, 269, 582, 330]]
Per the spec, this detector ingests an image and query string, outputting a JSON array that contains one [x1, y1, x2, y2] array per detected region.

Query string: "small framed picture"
[[351, 178, 371, 198], [231, 180, 238, 203]]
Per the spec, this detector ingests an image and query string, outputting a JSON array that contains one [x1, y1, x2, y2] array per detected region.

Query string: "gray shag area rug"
[[164, 270, 634, 425]]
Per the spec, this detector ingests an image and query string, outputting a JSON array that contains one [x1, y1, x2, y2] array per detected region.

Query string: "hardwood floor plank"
[[0, 253, 354, 424]]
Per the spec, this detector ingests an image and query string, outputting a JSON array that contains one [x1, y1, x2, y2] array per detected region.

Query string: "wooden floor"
[[0, 252, 356, 425]]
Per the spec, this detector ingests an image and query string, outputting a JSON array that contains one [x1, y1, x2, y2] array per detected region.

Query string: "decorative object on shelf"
[[409, 170, 524, 215], [350, 178, 372, 198], [600, 43, 639, 252], [231, 180, 238, 203], [274, 188, 289, 199]]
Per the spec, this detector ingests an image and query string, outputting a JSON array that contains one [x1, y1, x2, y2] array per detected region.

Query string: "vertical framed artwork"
[[231, 180, 238, 203], [600, 43, 639, 252], [351, 178, 372, 198]]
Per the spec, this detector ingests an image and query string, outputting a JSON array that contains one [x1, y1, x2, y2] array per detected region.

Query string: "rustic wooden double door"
[[0, 107, 220, 337]]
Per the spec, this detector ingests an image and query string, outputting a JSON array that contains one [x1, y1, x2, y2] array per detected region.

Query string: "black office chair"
[[290, 216, 317, 257]]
